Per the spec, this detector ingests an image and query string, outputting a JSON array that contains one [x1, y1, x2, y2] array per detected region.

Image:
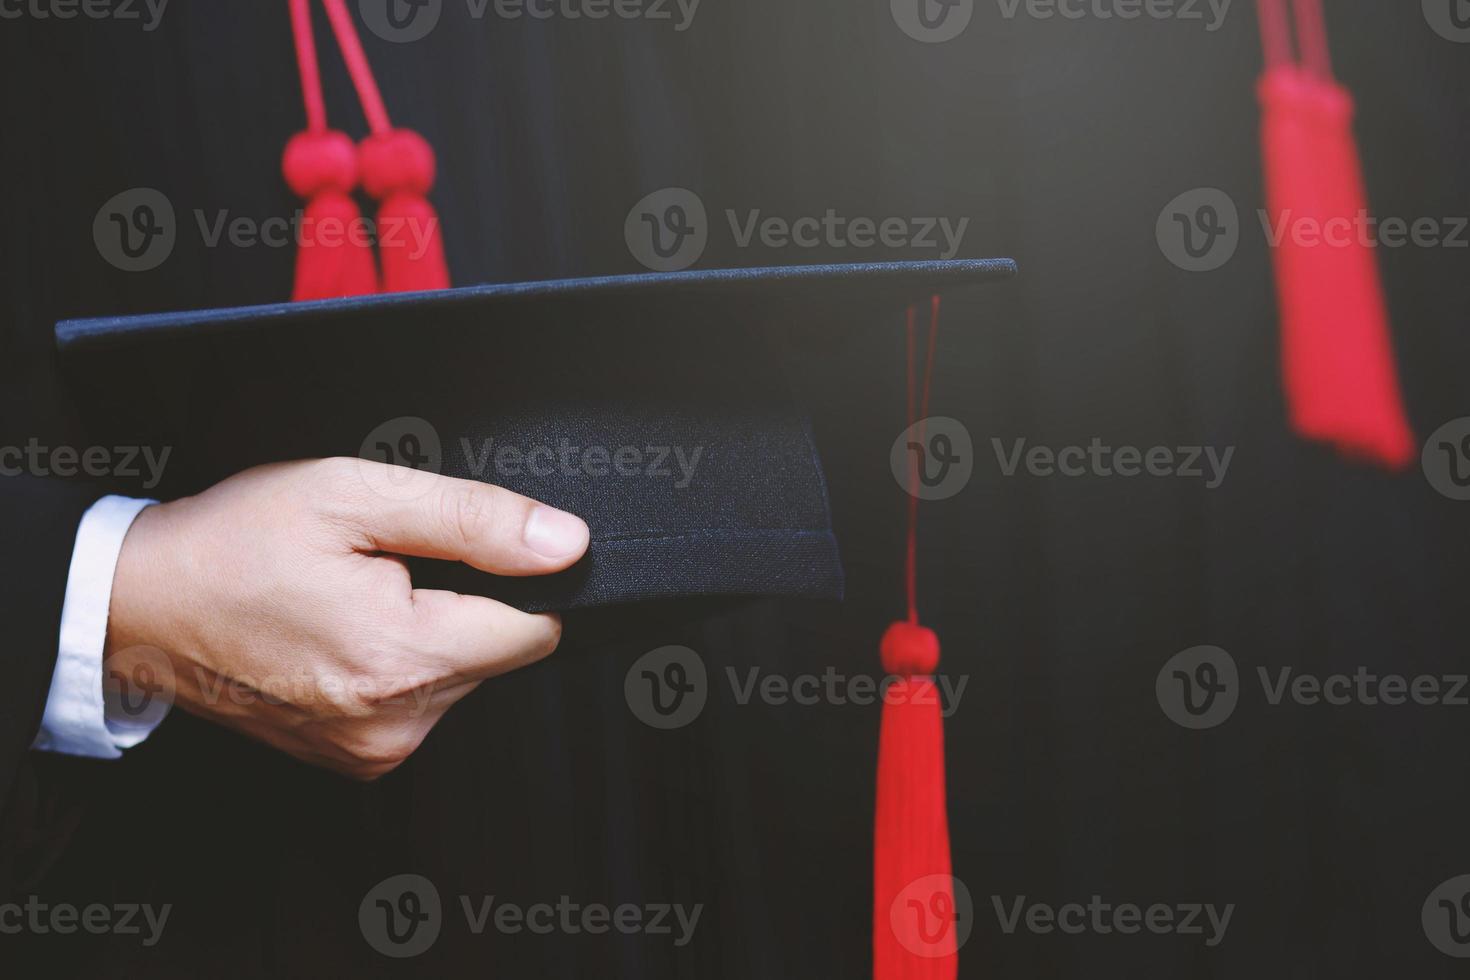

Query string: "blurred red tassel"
[[284, 0, 377, 301], [1257, 0, 1415, 468], [360, 129, 450, 293], [283, 130, 379, 302], [316, 0, 450, 294], [873, 622, 956, 980], [874, 301, 957, 980]]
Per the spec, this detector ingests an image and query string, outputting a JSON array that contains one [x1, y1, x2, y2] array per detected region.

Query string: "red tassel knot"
[[881, 621, 940, 678]]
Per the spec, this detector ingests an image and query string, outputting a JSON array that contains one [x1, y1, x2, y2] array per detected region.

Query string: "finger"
[[407, 589, 564, 680], [348, 462, 589, 575]]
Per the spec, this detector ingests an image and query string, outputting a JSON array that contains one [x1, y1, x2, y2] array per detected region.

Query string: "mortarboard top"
[[57, 259, 1016, 616]]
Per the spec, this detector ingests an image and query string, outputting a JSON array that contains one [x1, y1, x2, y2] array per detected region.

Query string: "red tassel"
[[1257, 1, 1415, 468], [282, 130, 379, 302], [359, 129, 450, 293], [875, 298, 957, 978], [874, 622, 956, 979]]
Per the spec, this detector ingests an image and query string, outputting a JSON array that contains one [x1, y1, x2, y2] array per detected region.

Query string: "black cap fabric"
[[56, 259, 1015, 613]]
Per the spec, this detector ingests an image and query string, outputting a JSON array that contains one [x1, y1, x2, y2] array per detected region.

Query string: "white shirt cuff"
[[32, 495, 161, 759]]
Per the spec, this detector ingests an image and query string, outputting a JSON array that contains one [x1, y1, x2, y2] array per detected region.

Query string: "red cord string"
[[904, 295, 941, 625], [1291, 0, 1333, 79], [1255, 0, 1292, 70], [1257, 0, 1334, 78], [289, 0, 327, 131], [320, 0, 393, 135]]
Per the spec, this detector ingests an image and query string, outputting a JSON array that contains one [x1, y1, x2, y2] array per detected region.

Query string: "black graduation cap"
[[58, 258, 1016, 975], [56, 259, 1015, 616]]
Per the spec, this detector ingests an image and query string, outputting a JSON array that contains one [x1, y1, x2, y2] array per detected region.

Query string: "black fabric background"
[[2, 1, 1468, 976]]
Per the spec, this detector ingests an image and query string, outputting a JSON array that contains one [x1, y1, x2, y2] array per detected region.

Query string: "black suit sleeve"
[[0, 476, 99, 816]]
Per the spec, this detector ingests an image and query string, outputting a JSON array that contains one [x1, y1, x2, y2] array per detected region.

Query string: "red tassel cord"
[[873, 296, 958, 980], [1256, 0, 1415, 468], [284, 0, 377, 301], [321, 0, 450, 293]]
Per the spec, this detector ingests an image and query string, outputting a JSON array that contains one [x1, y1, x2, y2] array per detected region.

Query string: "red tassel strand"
[[1256, 0, 1415, 467], [874, 297, 957, 980]]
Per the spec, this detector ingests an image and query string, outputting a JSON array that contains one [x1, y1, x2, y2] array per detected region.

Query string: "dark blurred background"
[[3, 1, 1469, 976]]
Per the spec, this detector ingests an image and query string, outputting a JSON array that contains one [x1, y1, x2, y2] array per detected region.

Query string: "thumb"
[[344, 460, 589, 575]]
